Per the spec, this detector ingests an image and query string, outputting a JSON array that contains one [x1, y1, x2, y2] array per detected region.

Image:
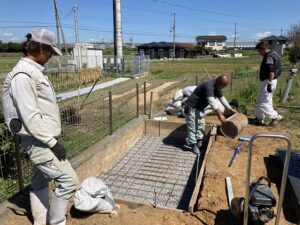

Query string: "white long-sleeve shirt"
[[207, 96, 232, 110], [2, 57, 61, 148]]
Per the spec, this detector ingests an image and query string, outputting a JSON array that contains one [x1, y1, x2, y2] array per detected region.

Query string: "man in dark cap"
[[185, 75, 236, 154], [2, 28, 78, 225]]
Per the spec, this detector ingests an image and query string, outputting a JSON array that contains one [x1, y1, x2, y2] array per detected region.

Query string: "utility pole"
[[280, 27, 283, 36], [172, 13, 176, 61], [233, 23, 237, 57], [53, 0, 62, 71], [53, 0, 68, 54], [113, 0, 124, 71], [73, 1, 79, 43], [53, 0, 61, 51]]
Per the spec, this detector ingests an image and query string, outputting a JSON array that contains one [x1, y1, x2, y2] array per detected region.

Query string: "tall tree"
[[287, 22, 300, 64]]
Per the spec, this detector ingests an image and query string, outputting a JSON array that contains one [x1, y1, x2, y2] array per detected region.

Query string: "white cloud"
[[10, 37, 19, 42], [208, 32, 217, 36], [1, 32, 13, 37], [255, 32, 272, 39], [89, 38, 96, 42]]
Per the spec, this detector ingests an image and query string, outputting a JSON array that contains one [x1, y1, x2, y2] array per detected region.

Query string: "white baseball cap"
[[27, 28, 63, 56]]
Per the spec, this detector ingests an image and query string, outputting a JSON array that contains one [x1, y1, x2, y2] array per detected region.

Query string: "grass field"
[[0, 56, 19, 73]]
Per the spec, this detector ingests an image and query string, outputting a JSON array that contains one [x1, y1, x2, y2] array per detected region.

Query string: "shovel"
[[228, 136, 251, 167]]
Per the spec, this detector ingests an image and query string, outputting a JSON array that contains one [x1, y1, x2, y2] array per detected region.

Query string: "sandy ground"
[[2, 117, 298, 225]]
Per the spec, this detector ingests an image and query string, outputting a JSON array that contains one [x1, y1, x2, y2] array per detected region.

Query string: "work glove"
[[267, 82, 272, 93], [184, 105, 190, 115], [50, 142, 67, 161]]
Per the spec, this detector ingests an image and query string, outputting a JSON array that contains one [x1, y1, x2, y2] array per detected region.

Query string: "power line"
[[149, 0, 265, 20]]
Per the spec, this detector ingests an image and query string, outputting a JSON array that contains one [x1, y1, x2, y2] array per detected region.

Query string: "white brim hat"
[[28, 28, 63, 56]]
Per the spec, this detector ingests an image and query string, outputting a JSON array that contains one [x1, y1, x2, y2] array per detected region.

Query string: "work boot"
[[49, 192, 69, 225], [191, 144, 200, 155], [197, 139, 202, 148], [251, 117, 265, 125], [30, 187, 49, 225], [109, 204, 121, 218], [269, 115, 283, 126]]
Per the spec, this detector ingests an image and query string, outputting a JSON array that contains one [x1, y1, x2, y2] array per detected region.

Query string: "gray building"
[[137, 42, 194, 59], [259, 35, 289, 55]]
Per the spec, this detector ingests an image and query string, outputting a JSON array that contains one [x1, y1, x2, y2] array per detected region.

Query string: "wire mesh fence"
[[0, 80, 147, 203]]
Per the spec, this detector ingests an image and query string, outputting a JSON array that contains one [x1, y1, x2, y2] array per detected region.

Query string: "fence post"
[[14, 135, 24, 191], [149, 91, 153, 119], [230, 72, 234, 94], [109, 91, 113, 135], [144, 82, 147, 115], [196, 76, 198, 86], [136, 83, 139, 118]]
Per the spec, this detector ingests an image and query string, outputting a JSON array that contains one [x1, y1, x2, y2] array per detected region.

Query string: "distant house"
[[259, 35, 289, 55], [137, 42, 194, 59], [196, 35, 227, 51]]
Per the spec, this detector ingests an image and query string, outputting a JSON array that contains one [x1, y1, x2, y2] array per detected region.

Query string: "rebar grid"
[[99, 135, 198, 210]]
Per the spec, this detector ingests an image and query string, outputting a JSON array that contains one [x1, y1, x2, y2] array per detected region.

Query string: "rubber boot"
[[192, 144, 200, 155], [30, 187, 49, 225], [49, 192, 69, 225], [196, 139, 202, 148]]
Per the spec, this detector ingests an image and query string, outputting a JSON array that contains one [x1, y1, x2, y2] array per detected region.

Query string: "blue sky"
[[0, 0, 299, 44]]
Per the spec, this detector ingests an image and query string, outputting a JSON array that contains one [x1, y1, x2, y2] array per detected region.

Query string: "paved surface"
[[99, 135, 199, 210], [56, 77, 130, 101]]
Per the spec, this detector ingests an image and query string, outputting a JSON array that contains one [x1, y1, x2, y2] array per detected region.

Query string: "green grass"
[[150, 56, 262, 76]]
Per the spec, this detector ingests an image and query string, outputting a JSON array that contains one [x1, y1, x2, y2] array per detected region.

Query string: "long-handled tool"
[[228, 136, 251, 167]]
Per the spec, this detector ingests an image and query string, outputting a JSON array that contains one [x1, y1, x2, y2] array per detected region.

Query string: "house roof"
[[259, 35, 289, 41], [137, 42, 194, 49], [196, 35, 227, 42], [176, 43, 194, 49]]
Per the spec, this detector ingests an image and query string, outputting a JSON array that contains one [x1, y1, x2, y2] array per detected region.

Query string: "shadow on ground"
[[264, 155, 298, 224]]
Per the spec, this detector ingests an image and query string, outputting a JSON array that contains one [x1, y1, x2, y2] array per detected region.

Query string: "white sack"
[[74, 177, 115, 213], [182, 86, 196, 97], [173, 89, 183, 102]]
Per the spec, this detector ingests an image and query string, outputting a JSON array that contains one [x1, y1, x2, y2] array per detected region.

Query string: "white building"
[[72, 43, 103, 70], [196, 35, 227, 51]]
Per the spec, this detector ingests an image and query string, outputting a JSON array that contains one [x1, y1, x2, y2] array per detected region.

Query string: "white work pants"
[[255, 79, 278, 120]]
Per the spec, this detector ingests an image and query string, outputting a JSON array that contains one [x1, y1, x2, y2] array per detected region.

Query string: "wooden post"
[[136, 83, 139, 118], [196, 76, 198, 86], [144, 82, 147, 115], [149, 91, 153, 119], [14, 135, 24, 191], [109, 91, 113, 135], [230, 72, 234, 94]]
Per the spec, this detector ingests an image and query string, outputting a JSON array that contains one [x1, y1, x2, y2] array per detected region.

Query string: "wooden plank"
[[225, 177, 234, 207], [188, 127, 216, 213]]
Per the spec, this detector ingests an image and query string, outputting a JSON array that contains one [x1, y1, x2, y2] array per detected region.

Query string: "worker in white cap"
[[2, 28, 78, 225]]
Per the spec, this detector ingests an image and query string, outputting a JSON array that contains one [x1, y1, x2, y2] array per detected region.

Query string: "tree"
[[287, 22, 300, 64]]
